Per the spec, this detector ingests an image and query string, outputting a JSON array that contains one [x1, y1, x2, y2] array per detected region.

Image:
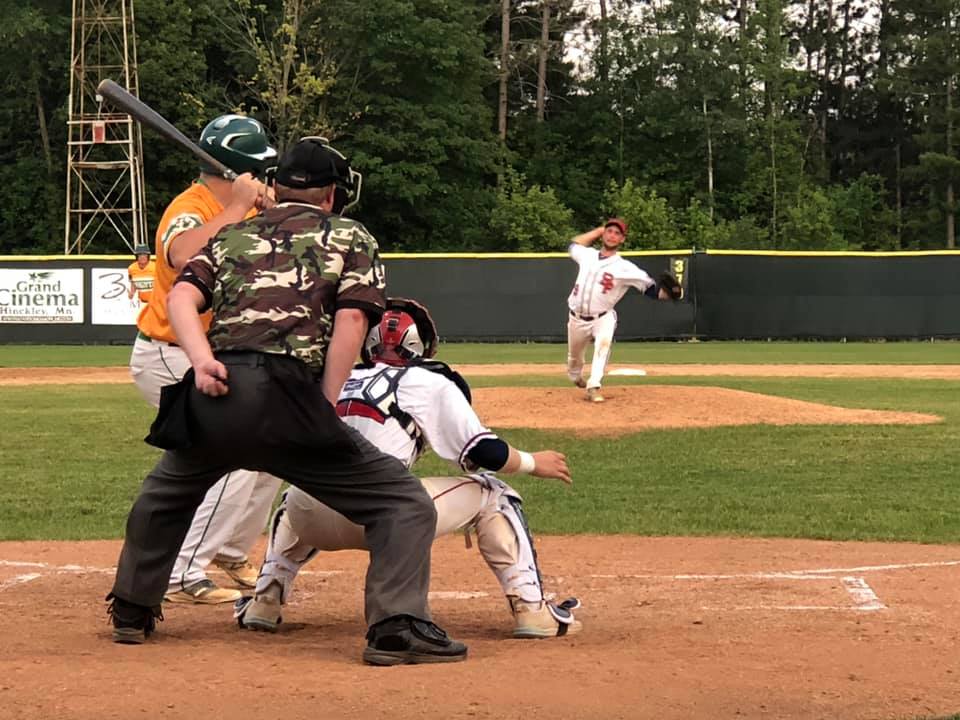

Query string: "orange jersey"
[[127, 259, 156, 303], [137, 181, 256, 342]]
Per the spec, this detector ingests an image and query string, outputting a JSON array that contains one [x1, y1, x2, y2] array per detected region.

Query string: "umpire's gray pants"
[[111, 353, 436, 626]]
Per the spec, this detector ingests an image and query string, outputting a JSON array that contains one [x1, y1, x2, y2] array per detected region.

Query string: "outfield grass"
[[1, 374, 958, 543], [0, 340, 958, 367]]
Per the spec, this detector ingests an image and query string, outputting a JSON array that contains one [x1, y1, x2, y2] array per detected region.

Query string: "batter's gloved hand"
[[657, 272, 683, 300]]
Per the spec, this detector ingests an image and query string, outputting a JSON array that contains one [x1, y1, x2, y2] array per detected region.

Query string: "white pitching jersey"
[[567, 243, 655, 317], [336, 362, 495, 470]]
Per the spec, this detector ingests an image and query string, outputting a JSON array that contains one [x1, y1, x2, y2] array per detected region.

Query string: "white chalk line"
[[0, 573, 42, 592], [587, 560, 960, 612], [0, 557, 939, 610], [589, 557, 960, 581], [0, 560, 487, 600]]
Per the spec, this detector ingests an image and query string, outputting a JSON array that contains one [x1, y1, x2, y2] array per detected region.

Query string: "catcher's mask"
[[270, 136, 362, 214], [363, 298, 438, 366]]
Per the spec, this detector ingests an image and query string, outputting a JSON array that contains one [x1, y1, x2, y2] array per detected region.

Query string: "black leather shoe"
[[106, 594, 163, 644], [363, 616, 468, 666]]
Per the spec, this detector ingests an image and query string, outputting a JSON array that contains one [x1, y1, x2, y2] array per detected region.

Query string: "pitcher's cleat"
[[586, 387, 604, 403]]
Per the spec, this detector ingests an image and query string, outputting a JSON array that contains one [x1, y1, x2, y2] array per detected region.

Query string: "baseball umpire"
[[107, 138, 467, 666]]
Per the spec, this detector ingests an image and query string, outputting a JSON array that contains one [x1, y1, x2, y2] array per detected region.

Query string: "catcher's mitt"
[[658, 272, 683, 300]]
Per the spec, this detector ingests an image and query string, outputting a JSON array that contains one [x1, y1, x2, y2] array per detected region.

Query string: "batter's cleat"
[[164, 579, 242, 605], [234, 582, 282, 632], [212, 557, 258, 588], [572, 377, 587, 389], [586, 387, 604, 403], [510, 597, 582, 639], [363, 616, 468, 666], [107, 594, 163, 644]]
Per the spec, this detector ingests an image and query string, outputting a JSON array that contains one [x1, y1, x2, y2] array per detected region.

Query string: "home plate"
[[609, 368, 647, 376]]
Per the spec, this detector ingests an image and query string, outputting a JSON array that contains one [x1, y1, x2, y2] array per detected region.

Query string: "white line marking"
[[0, 573, 42, 592], [700, 605, 866, 612], [0, 560, 341, 578], [795, 560, 960, 575], [590, 573, 835, 580], [840, 576, 886, 611], [589, 558, 960, 581], [429, 591, 489, 600]]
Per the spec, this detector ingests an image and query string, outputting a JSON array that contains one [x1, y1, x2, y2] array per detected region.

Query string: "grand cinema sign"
[[0, 269, 84, 323]]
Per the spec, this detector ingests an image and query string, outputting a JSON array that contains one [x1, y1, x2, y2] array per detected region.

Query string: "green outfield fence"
[[1, 250, 959, 343]]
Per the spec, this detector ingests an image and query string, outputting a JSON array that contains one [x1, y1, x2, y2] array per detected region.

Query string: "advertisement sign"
[[0, 269, 84, 323], [91, 267, 142, 326]]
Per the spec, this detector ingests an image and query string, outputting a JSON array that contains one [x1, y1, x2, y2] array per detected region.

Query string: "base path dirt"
[[2, 363, 960, 386], [1, 535, 959, 719]]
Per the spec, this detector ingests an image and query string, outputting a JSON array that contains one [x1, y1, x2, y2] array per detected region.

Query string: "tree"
[[229, 0, 338, 149]]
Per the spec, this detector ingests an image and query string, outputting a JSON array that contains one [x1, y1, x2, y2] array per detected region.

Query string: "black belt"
[[136, 330, 179, 347], [569, 309, 607, 322]]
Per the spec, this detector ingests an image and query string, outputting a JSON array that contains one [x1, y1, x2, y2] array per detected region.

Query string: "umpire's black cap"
[[274, 138, 343, 189]]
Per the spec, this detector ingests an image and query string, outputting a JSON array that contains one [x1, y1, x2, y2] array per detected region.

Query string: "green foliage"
[[828, 175, 899, 251], [2, 0, 958, 253], [315, 0, 501, 251], [489, 169, 575, 251], [780, 185, 844, 250], [602, 180, 684, 249], [231, 0, 338, 148]]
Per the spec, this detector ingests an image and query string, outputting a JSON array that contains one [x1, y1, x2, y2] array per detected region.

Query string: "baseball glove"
[[658, 272, 683, 300]]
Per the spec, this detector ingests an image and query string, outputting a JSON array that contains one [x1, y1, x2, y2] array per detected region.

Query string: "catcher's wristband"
[[516, 451, 536, 474]]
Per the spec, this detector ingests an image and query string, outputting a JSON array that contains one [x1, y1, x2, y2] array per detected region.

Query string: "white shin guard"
[[254, 496, 317, 604], [475, 484, 545, 604]]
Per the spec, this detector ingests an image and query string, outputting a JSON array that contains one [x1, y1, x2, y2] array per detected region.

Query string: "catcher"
[[236, 298, 582, 639], [566, 218, 682, 402]]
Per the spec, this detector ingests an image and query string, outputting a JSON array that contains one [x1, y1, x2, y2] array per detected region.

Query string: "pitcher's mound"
[[472, 386, 940, 436]]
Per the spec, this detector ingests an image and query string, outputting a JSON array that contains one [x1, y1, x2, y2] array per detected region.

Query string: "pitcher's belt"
[[569, 309, 607, 322]]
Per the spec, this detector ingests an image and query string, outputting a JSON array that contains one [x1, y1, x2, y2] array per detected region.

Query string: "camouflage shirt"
[[177, 202, 387, 371]]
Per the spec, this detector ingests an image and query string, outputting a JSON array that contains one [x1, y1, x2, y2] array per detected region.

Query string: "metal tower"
[[64, 0, 147, 255]]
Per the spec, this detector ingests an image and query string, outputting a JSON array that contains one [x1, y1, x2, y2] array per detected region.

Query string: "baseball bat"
[[96, 79, 237, 180]]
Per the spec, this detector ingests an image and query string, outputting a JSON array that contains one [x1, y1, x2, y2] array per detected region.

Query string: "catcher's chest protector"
[[339, 366, 424, 462]]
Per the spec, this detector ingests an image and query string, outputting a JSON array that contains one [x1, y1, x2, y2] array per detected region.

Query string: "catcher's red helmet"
[[363, 298, 438, 366]]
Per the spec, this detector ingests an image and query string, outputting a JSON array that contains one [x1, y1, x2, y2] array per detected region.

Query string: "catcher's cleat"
[[510, 597, 582, 639], [235, 582, 282, 632], [107, 594, 163, 644], [212, 556, 258, 588], [164, 579, 242, 605], [586, 387, 604, 403], [363, 616, 468, 666]]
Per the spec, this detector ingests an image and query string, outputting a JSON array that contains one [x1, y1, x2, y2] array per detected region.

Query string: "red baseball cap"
[[604, 218, 628, 235]]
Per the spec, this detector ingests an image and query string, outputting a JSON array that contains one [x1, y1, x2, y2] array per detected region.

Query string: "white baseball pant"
[[566, 309, 618, 389], [256, 474, 547, 605], [129, 335, 282, 591]]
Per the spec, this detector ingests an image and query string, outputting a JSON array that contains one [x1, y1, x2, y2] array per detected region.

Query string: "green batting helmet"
[[198, 114, 278, 177]]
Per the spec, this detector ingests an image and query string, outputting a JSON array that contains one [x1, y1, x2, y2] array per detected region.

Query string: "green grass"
[[2, 376, 959, 543], [1, 339, 959, 367]]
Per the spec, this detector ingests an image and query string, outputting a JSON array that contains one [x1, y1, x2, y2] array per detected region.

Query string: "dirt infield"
[[3, 363, 960, 385], [2, 364, 957, 719], [2, 536, 960, 719]]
